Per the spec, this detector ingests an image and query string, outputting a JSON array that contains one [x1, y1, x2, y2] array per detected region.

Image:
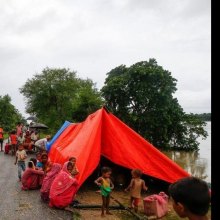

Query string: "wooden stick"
[[110, 195, 148, 220], [73, 204, 124, 209]]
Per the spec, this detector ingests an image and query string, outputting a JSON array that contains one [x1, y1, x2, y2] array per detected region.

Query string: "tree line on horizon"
[[0, 58, 208, 151], [192, 113, 211, 122]]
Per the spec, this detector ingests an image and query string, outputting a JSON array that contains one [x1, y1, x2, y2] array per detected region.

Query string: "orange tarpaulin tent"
[[49, 108, 190, 188]]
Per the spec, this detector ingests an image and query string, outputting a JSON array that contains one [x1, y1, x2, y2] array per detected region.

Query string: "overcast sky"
[[0, 0, 211, 118]]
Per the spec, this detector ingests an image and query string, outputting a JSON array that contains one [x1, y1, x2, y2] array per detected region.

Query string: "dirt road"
[[0, 146, 73, 220], [0, 144, 124, 220]]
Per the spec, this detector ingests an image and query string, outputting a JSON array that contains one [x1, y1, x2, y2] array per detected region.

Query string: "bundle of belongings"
[[143, 192, 169, 219]]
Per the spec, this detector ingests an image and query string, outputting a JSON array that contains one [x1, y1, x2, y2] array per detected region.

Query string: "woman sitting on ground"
[[21, 160, 44, 190], [41, 153, 53, 173], [49, 161, 79, 209], [40, 163, 62, 202]]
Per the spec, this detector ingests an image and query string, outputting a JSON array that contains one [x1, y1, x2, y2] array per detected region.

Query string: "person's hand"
[[124, 188, 128, 192], [14, 162, 17, 165], [96, 182, 101, 187]]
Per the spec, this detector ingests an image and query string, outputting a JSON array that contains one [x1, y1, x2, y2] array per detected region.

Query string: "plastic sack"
[[143, 192, 169, 218]]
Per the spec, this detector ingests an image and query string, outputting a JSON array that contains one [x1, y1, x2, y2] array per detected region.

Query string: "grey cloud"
[[0, 0, 211, 115]]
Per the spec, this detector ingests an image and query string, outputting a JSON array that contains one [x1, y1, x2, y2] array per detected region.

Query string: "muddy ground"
[[0, 143, 211, 220]]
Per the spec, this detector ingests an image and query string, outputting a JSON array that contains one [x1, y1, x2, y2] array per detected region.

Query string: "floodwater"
[[163, 121, 211, 183]]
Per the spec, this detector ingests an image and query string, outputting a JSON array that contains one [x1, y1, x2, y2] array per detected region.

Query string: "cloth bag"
[[143, 192, 169, 218]]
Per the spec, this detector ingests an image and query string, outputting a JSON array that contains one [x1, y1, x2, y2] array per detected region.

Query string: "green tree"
[[101, 59, 207, 150], [0, 95, 23, 132], [20, 68, 103, 133], [193, 113, 211, 121], [71, 79, 104, 122]]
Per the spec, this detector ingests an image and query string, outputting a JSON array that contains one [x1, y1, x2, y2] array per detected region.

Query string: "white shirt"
[[34, 138, 47, 149]]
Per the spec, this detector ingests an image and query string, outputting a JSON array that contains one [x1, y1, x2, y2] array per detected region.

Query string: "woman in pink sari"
[[21, 161, 44, 190], [49, 161, 79, 209], [40, 163, 62, 202]]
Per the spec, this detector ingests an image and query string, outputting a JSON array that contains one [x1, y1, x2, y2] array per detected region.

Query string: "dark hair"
[[41, 150, 47, 154], [101, 167, 112, 174], [11, 130, 16, 134], [69, 157, 76, 161], [132, 169, 142, 177], [30, 158, 37, 166], [41, 153, 48, 159], [28, 161, 34, 168], [36, 152, 41, 157], [18, 144, 23, 148], [169, 177, 210, 216], [67, 161, 73, 168]]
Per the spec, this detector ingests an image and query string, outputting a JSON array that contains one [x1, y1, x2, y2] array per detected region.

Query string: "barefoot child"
[[94, 167, 114, 217], [14, 144, 27, 181], [125, 169, 148, 213]]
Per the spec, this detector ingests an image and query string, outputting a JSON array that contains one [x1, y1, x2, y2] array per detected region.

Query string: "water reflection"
[[163, 151, 208, 180], [163, 121, 211, 182]]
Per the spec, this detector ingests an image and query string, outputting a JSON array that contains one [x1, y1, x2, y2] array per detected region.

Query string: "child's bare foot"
[[106, 211, 113, 215]]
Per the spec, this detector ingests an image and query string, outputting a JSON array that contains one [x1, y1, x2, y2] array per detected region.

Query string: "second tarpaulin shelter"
[[47, 108, 189, 188]]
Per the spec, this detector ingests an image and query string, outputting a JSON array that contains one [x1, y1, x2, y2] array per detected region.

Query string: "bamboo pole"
[[110, 195, 148, 220], [73, 204, 124, 209]]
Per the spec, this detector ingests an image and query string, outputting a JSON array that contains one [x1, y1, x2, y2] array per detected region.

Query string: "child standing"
[[125, 169, 148, 213], [14, 144, 27, 181], [10, 130, 17, 155], [94, 167, 114, 217]]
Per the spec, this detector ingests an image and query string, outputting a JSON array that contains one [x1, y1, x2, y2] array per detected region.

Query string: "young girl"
[[94, 167, 114, 217], [125, 169, 148, 213], [36, 152, 43, 169]]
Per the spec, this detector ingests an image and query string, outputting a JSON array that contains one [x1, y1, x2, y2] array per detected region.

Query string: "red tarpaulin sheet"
[[49, 108, 189, 188]]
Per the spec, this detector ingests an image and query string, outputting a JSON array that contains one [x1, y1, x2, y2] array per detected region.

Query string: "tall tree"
[[71, 79, 104, 122], [0, 95, 23, 132], [101, 59, 207, 150], [20, 68, 103, 133]]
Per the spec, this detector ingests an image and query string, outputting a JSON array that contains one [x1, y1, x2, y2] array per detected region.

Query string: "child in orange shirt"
[[10, 130, 18, 155]]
